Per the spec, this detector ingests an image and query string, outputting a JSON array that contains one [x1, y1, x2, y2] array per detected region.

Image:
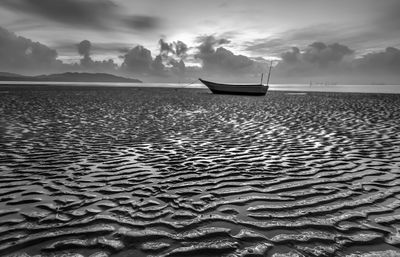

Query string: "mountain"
[[0, 72, 142, 83]]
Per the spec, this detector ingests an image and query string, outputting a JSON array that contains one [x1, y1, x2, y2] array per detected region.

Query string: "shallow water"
[[0, 86, 400, 257], [1, 81, 400, 94]]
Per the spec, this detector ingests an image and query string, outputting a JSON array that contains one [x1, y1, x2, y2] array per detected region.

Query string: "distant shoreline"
[[0, 72, 142, 83], [0, 82, 399, 94]]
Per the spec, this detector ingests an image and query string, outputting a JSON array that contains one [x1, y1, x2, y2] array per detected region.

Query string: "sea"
[[1, 81, 400, 94]]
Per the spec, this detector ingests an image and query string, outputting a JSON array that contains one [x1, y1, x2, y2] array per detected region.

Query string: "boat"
[[199, 62, 273, 96], [199, 79, 269, 96]]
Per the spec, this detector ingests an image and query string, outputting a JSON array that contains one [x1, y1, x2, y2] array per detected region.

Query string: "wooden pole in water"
[[260, 73, 264, 84], [266, 60, 273, 86]]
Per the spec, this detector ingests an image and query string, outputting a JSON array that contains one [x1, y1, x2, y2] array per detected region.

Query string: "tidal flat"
[[0, 86, 400, 257]]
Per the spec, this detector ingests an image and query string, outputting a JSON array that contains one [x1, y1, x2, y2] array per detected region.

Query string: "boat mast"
[[266, 60, 273, 86], [260, 73, 264, 84]]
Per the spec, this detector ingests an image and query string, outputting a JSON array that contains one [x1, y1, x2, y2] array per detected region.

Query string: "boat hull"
[[199, 79, 268, 96]]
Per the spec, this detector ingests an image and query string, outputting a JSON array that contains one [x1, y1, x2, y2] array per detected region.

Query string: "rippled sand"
[[1, 86, 400, 257]]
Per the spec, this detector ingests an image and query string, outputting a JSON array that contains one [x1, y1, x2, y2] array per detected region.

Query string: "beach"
[[1, 86, 400, 257]]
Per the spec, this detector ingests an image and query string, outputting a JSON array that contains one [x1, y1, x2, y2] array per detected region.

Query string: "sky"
[[0, 0, 400, 83]]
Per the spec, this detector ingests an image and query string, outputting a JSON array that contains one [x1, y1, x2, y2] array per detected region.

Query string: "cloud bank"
[[0, 26, 61, 74], [0, 26, 400, 84], [0, 0, 162, 32], [0, 0, 116, 29], [277, 42, 354, 75]]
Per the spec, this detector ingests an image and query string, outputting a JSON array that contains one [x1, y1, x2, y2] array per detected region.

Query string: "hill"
[[0, 72, 142, 83]]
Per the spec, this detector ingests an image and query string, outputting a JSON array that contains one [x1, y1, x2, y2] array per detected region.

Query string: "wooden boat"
[[199, 79, 268, 96], [199, 62, 273, 96]]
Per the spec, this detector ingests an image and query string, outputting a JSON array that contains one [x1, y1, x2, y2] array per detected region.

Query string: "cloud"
[[244, 24, 369, 59], [302, 42, 354, 66], [277, 16, 400, 54], [195, 35, 263, 76], [277, 42, 354, 74], [281, 47, 300, 64], [1, 25, 399, 84], [158, 39, 188, 59], [0, 0, 116, 29], [169, 59, 186, 76], [0, 0, 162, 33], [124, 15, 160, 31], [76, 40, 92, 67], [196, 35, 230, 55], [78, 58, 117, 73], [159, 39, 174, 56], [77, 40, 91, 57], [0, 26, 118, 74], [273, 42, 400, 83], [151, 55, 165, 75], [0, 26, 60, 73], [69, 39, 116, 72], [355, 47, 400, 72], [155, 39, 188, 77], [244, 38, 288, 56], [118, 47, 131, 54], [121, 45, 153, 75], [121, 44, 186, 77], [174, 41, 188, 58]]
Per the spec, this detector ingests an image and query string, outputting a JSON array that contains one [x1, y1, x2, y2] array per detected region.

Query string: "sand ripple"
[[0, 87, 400, 256]]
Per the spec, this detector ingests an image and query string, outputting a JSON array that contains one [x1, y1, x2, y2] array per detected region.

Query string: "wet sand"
[[0, 86, 400, 257]]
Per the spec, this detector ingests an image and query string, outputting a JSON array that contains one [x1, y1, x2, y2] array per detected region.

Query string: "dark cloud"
[[355, 47, 400, 72], [302, 42, 354, 66], [278, 42, 354, 71], [154, 39, 188, 77], [0, 26, 60, 73], [0, 0, 163, 32], [2, 24, 399, 83], [281, 47, 300, 64], [195, 35, 263, 76], [76, 40, 92, 67], [151, 55, 165, 75], [77, 40, 91, 57], [125, 15, 160, 31], [174, 41, 188, 58], [77, 58, 118, 73], [74, 39, 118, 71], [159, 39, 174, 56], [273, 42, 400, 83], [169, 59, 186, 76], [196, 35, 230, 56], [0, 26, 119, 74], [91, 42, 134, 53], [122, 45, 153, 74], [0, 0, 116, 29], [273, 42, 357, 82], [158, 39, 188, 60], [55, 41, 131, 56], [118, 47, 130, 54]]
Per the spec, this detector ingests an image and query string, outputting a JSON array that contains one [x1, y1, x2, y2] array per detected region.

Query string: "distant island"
[[0, 72, 142, 83]]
